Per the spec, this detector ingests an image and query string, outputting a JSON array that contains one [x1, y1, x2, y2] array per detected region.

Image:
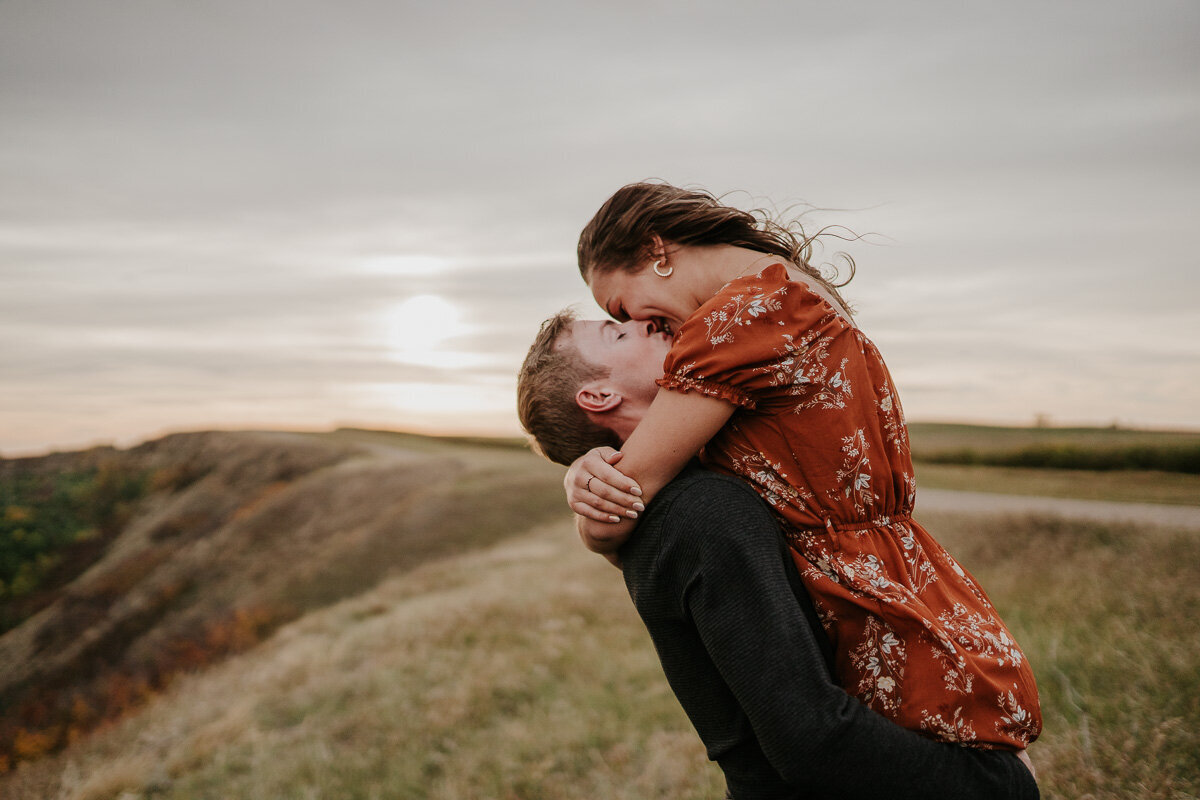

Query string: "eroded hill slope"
[[0, 429, 567, 773]]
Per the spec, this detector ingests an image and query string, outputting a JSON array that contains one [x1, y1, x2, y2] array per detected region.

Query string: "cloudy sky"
[[2, 0, 1198, 455]]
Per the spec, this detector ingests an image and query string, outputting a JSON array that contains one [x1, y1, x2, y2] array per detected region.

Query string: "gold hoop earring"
[[652, 260, 672, 278]]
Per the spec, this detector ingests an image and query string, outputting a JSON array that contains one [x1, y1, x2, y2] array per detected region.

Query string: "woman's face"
[[587, 257, 699, 335]]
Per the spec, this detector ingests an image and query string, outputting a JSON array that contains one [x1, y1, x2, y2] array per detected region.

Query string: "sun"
[[381, 294, 480, 368]]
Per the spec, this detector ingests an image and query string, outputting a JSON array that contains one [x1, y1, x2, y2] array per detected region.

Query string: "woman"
[[565, 181, 1042, 752]]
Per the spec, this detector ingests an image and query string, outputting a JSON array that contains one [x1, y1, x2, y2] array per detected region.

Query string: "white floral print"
[[850, 615, 907, 714], [920, 706, 979, 744], [996, 685, 1041, 743], [660, 264, 1041, 749], [727, 442, 813, 512], [831, 429, 878, 516], [896, 520, 939, 594], [756, 331, 854, 411], [703, 286, 787, 345], [937, 603, 1024, 669], [876, 379, 911, 457]]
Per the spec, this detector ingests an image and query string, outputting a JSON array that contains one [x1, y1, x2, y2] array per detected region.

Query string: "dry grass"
[[2, 522, 722, 800], [2, 504, 1195, 799], [923, 510, 1200, 799], [3, 432, 1197, 798], [0, 430, 568, 773], [916, 463, 1200, 506]]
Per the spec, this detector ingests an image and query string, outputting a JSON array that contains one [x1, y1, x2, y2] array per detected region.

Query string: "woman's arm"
[[573, 388, 735, 555]]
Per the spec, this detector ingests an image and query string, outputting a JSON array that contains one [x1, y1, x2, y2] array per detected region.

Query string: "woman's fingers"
[[580, 451, 642, 498], [565, 447, 643, 522], [571, 491, 628, 522], [570, 497, 622, 523], [581, 474, 643, 515], [570, 472, 640, 521], [581, 485, 639, 519]]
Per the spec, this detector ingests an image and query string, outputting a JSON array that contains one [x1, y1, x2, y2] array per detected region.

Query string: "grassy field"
[[5, 510, 1197, 800], [915, 463, 1200, 506], [908, 423, 1200, 475], [2, 428, 1197, 799], [903, 423, 1200, 505], [0, 430, 570, 776], [907, 422, 1200, 453], [926, 510, 1200, 799]]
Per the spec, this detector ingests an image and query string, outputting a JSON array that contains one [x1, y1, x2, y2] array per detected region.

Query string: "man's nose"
[[619, 319, 652, 335]]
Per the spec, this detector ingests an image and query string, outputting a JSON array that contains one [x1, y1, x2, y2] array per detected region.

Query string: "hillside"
[[0, 429, 567, 773], [2, 427, 1198, 799]]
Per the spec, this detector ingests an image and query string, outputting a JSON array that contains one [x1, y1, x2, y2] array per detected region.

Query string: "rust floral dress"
[[658, 264, 1041, 749]]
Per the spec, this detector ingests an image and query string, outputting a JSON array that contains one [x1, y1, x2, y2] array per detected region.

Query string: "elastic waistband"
[[795, 513, 913, 536]]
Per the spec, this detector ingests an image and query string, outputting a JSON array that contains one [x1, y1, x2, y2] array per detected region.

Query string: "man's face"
[[566, 319, 672, 408]]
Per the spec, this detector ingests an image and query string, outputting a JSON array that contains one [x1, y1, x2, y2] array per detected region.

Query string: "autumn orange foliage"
[[0, 603, 285, 773]]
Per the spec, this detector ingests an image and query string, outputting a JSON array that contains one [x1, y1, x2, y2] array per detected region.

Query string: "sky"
[[2, 0, 1198, 456]]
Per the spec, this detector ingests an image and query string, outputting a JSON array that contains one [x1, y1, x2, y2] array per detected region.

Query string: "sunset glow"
[[380, 294, 484, 370], [1, 1, 1197, 456]]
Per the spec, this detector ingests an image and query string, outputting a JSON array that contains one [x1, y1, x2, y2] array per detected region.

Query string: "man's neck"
[[599, 401, 649, 444]]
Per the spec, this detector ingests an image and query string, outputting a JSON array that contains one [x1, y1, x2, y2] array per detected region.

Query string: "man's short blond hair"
[[517, 309, 621, 466]]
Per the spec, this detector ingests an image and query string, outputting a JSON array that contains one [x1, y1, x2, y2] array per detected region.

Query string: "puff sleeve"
[[658, 264, 842, 411]]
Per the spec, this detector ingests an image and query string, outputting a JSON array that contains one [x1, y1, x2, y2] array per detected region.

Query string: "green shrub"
[[919, 443, 1200, 474], [0, 463, 148, 621]]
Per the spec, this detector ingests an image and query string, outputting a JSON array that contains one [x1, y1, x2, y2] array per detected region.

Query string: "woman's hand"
[[564, 447, 645, 523]]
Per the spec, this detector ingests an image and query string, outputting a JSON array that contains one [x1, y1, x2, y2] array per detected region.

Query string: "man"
[[517, 311, 1039, 799]]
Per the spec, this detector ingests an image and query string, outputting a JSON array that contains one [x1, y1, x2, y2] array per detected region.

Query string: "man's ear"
[[576, 381, 623, 414]]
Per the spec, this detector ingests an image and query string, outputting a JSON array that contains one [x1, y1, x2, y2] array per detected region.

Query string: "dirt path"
[[916, 488, 1200, 530]]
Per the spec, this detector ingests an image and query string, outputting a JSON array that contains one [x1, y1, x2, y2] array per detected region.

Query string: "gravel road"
[[916, 488, 1200, 530]]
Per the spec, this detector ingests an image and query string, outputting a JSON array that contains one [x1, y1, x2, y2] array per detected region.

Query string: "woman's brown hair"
[[577, 181, 856, 312]]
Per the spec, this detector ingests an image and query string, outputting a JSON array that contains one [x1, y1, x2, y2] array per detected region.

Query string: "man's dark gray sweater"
[[619, 467, 1039, 800]]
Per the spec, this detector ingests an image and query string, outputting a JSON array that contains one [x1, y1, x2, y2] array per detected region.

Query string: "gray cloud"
[[2, 0, 1198, 452]]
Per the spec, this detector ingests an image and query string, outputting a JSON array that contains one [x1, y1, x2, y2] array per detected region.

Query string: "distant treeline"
[[917, 443, 1200, 474]]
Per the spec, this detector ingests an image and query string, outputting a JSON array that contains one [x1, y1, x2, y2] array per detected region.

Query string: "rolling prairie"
[[2, 427, 1197, 799]]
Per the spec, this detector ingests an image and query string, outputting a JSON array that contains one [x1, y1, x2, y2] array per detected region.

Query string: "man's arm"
[[630, 472, 1038, 800]]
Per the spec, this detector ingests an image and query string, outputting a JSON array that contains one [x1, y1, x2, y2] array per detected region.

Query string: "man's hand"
[[576, 513, 635, 556], [1016, 750, 1037, 781]]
